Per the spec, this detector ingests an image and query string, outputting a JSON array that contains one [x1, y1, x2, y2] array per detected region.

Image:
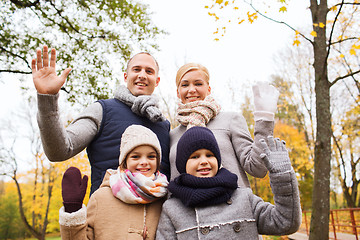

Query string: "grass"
[[26, 234, 61, 240]]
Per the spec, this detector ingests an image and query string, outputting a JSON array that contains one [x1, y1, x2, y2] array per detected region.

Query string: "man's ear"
[[124, 72, 128, 83], [155, 76, 160, 87]]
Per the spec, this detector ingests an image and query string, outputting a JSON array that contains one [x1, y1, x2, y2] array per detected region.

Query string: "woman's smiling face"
[[177, 69, 211, 104]]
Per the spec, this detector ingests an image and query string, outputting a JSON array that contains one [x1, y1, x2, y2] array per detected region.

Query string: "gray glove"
[[260, 136, 292, 173]]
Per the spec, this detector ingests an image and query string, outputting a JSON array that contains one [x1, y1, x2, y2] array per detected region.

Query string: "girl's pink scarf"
[[109, 169, 168, 204]]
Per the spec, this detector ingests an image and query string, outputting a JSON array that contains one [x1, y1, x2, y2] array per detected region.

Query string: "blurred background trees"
[[0, 0, 165, 105], [1, 0, 360, 239], [204, 0, 360, 238]]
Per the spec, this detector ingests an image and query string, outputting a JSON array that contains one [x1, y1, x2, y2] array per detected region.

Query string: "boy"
[[156, 126, 301, 239]]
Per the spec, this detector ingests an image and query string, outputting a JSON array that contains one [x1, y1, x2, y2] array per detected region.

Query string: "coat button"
[[227, 198, 233, 205], [233, 223, 241, 232], [200, 227, 210, 235]]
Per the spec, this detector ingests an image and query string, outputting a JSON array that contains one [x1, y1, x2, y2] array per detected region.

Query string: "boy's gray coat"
[[156, 170, 301, 240]]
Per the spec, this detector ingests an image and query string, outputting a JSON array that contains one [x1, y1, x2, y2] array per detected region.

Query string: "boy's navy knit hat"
[[176, 126, 221, 174]]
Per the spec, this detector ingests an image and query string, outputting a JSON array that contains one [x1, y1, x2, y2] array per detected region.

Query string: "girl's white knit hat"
[[119, 125, 162, 168]]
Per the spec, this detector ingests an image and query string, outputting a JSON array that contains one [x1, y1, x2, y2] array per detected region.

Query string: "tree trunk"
[[309, 1, 331, 240], [13, 176, 42, 240]]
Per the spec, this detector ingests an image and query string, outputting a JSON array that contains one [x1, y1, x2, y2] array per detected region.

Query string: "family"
[[31, 46, 301, 239]]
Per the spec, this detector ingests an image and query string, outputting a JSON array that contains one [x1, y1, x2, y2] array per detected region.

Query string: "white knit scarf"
[[109, 169, 168, 204], [176, 95, 221, 130]]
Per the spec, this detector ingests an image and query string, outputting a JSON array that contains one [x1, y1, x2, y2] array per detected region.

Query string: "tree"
[[332, 98, 360, 207], [0, 0, 165, 105], [205, 1, 360, 238], [0, 99, 54, 240], [0, 96, 91, 239], [0, 183, 28, 239], [271, 23, 360, 208]]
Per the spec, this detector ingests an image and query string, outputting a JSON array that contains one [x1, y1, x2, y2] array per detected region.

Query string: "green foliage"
[[0, 152, 91, 238], [0, 183, 29, 239], [0, 0, 165, 106]]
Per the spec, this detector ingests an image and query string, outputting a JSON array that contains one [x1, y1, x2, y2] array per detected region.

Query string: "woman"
[[168, 63, 279, 187]]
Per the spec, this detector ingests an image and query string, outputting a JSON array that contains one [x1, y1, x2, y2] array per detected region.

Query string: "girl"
[[59, 125, 168, 239]]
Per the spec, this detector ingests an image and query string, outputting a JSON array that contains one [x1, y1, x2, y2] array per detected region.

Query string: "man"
[[32, 46, 170, 194]]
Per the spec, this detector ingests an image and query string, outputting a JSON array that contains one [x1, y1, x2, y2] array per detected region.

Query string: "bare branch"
[[332, 2, 360, 8], [13, 176, 42, 239], [325, 0, 344, 74], [331, 37, 359, 46], [245, 0, 313, 44], [0, 69, 32, 74], [37, 1, 106, 40], [0, 46, 31, 70], [10, 0, 40, 8], [330, 69, 360, 87]]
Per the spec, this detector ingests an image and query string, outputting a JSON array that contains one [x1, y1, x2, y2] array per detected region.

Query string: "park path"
[[288, 231, 359, 240]]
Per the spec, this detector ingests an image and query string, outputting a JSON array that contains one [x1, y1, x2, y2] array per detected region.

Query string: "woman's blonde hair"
[[176, 63, 210, 88]]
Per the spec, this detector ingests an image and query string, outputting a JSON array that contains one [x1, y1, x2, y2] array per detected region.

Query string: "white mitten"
[[252, 81, 279, 121]]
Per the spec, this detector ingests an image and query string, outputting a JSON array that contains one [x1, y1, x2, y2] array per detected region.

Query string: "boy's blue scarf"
[[168, 168, 238, 208]]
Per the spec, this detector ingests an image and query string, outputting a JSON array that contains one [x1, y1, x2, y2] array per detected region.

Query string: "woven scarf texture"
[[176, 95, 221, 129], [109, 169, 168, 204], [115, 85, 166, 122], [168, 168, 238, 207]]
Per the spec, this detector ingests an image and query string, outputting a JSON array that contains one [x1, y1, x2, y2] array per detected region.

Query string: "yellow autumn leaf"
[[247, 11, 258, 23], [205, 6, 209, 9], [293, 39, 300, 46], [234, 6, 239, 10], [224, 1, 229, 6], [353, 44, 360, 49], [279, 6, 287, 13], [215, 0, 223, 4], [238, 19, 245, 24], [310, 31, 317, 37], [313, 23, 318, 27], [319, 22, 325, 28], [214, 38, 220, 41], [350, 49, 356, 55], [279, 0, 286, 3], [340, 54, 345, 58]]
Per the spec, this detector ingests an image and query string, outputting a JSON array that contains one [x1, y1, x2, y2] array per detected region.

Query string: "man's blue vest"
[[86, 98, 170, 195]]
